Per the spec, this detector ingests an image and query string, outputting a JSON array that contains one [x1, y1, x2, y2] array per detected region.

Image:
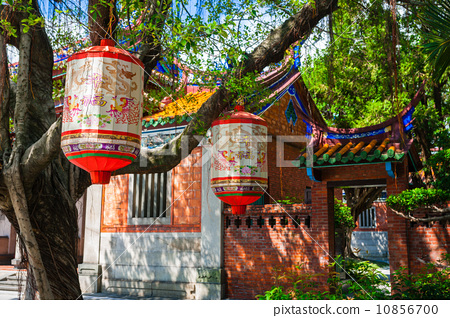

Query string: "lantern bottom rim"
[[231, 205, 247, 215], [90, 171, 112, 184]]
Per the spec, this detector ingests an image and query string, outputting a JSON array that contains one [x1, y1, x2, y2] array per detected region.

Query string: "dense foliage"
[[386, 188, 450, 213], [258, 254, 450, 300], [334, 198, 354, 229], [391, 254, 450, 300]]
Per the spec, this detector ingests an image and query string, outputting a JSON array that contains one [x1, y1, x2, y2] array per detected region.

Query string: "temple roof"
[[295, 82, 425, 170], [295, 138, 413, 168]]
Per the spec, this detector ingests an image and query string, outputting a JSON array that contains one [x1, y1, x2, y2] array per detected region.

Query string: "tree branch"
[[21, 117, 62, 188], [14, 23, 33, 148], [116, 0, 339, 175], [136, 0, 172, 85], [390, 206, 450, 223], [349, 187, 384, 221]]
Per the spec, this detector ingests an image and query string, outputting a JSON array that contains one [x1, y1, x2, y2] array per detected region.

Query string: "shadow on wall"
[[224, 204, 327, 300], [407, 212, 450, 273], [100, 232, 202, 298], [351, 231, 389, 261]]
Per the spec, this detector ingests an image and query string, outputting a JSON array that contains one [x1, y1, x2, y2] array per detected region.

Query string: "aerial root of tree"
[[3, 148, 54, 299]]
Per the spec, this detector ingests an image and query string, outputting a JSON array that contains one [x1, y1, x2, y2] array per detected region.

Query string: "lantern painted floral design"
[[61, 39, 144, 184], [210, 105, 268, 215]]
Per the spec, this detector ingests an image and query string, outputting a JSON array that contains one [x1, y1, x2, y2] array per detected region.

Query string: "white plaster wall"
[[0, 213, 11, 237], [100, 232, 202, 282], [351, 231, 389, 261]]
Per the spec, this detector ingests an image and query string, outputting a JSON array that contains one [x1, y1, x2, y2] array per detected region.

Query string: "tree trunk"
[[335, 227, 357, 259], [88, 0, 118, 46], [343, 228, 356, 259], [2, 160, 86, 299], [432, 80, 446, 121], [328, 11, 335, 112], [343, 187, 384, 259]]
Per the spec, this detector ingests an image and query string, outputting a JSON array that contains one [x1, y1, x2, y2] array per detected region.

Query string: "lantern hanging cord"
[[107, 0, 115, 40], [58, 0, 195, 122]]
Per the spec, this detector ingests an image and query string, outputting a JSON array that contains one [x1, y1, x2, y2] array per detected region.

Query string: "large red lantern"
[[210, 105, 268, 215], [61, 39, 144, 184]]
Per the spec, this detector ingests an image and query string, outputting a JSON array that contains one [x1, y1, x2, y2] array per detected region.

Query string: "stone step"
[[7, 274, 26, 282], [0, 283, 24, 292], [0, 272, 26, 292], [103, 279, 196, 299], [0, 280, 25, 292]]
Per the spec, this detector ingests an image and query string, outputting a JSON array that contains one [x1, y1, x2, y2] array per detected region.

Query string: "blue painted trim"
[[268, 65, 295, 90], [287, 85, 309, 116], [385, 162, 395, 178], [255, 81, 309, 117], [285, 100, 298, 126], [142, 125, 187, 135], [402, 106, 415, 127], [303, 119, 312, 135], [307, 167, 320, 182], [326, 127, 388, 139]]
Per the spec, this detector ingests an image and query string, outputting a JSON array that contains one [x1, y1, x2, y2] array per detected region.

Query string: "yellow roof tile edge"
[[144, 91, 214, 121]]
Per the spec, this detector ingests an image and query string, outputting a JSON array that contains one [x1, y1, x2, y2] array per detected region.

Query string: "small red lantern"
[[210, 105, 268, 215], [61, 39, 144, 184]]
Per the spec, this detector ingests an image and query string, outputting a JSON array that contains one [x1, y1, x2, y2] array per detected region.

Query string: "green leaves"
[[391, 254, 450, 300], [301, 0, 432, 128], [420, 0, 450, 81], [386, 187, 450, 213], [334, 198, 354, 229]]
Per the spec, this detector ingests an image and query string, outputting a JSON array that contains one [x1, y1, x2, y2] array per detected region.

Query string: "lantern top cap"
[[234, 105, 245, 112], [67, 39, 144, 69], [100, 39, 116, 47]]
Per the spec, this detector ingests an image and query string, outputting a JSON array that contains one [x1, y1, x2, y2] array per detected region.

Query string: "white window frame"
[[128, 171, 172, 225], [359, 206, 377, 229]]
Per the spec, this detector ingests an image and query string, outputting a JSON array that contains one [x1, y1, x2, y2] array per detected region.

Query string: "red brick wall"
[[266, 142, 312, 203], [262, 93, 313, 203], [404, 209, 450, 274], [385, 161, 411, 275], [172, 147, 203, 225], [224, 204, 332, 299], [101, 147, 202, 233]]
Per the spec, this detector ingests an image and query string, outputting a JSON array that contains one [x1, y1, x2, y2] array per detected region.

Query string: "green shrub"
[[330, 257, 390, 300], [276, 196, 303, 205], [257, 286, 291, 300], [334, 199, 355, 229], [256, 264, 329, 300], [258, 256, 450, 300], [391, 254, 450, 300], [386, 188, 450, 213]]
